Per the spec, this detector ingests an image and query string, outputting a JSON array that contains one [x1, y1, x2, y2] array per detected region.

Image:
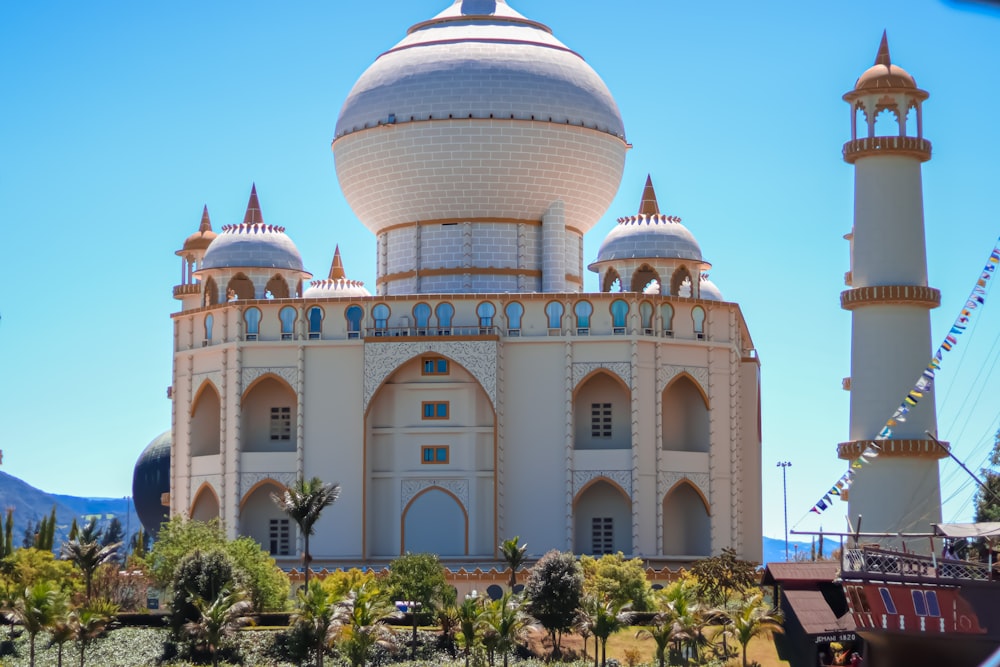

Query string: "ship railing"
[[843, 546, 992, 582]]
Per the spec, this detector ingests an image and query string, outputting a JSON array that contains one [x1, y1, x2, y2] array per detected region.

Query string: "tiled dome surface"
[[201, 224, 306, 272], [595, 216, 704, 264]]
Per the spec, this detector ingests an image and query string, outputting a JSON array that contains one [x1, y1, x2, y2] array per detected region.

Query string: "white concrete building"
[[162, 0, 762, 567], [839, 34, 944, 536]]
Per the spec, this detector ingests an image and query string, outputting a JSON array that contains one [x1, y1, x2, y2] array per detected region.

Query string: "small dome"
[[133, 431, 171, 538], [852, 32, 917, 91], [201, 223, 306, 272], [303, 279, 371, 299], [699, 274, 724, 301], [593, 215, 703, 265], [179, 206, 217, 254]]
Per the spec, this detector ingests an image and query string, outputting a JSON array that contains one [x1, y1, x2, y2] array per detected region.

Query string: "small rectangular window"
[[592, 517, 613, 555], [270, 407, 291, 440], [912, 589, 927, 616], [878, 587, 897, 614], [591, 403, 612, 438], [421, 445, 449, 464], [269, 518, 290, 555], [925, 590, 940, 617], [421, 401, 449, 420], [422, 357, 449, 375]]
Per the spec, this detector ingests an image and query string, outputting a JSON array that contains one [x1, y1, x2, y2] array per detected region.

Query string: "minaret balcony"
[[843, 136, 931, 163], [173, 283, 201, 298], [838, 439, 948, 460], [840, 285, 940, 310]]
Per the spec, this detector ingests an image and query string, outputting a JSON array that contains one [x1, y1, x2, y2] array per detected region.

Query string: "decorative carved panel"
[[241, 366, 297, 389], [657, 365, 709, 395], [401, 479, 469, 511], [573, 470, 632, 498], [239, 472, 296, 499], [659, 472, 710, 504], [364, 341, 497, 410], [572, 362, 631, 390]]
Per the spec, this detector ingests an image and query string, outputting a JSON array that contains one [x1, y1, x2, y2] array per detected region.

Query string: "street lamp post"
[[777, 461, 792, 561]]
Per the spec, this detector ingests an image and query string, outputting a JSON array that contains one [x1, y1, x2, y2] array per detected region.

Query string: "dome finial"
[[199, 205, 213, 233], [329, 245, 346, 280], [243, 183, 264, 225], [638, 174, 660, 216], [874, 30, 891, 67]]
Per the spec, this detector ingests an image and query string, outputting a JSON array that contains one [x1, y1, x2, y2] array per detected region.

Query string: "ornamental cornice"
[[657, 365, 709, 395], [573, 470, 632, 498], [572, 362, 631, 390], [837, 439, 948, 460], [364, 341, 497, 411], [241, 366, 298, 389], [192, 370, 224, 393], [659, 472, 710, 503], [401, 479, 469, 511], [840, 285, 941, 310]]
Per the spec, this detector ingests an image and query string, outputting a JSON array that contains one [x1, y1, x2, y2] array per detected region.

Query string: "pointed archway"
[[662, 480, 711, 556]]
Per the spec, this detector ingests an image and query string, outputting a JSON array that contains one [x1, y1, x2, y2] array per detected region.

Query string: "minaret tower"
[[839, 33, 946, 536]]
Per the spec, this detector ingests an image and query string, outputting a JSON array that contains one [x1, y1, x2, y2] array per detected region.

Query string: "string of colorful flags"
[[807, 239, 1000, 516]]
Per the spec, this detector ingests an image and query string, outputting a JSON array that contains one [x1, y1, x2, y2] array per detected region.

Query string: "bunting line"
[[806, 239, 1000, 516]]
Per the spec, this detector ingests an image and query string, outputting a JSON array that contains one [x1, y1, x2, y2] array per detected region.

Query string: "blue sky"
[[1, 0, 999, 540]]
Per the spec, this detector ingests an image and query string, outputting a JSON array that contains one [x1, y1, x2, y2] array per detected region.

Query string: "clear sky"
[[2, 0, 999, 541]]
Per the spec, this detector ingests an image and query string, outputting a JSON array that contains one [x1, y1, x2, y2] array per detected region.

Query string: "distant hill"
[[0, 470, 140, 550], [762, 535, 837, 565]]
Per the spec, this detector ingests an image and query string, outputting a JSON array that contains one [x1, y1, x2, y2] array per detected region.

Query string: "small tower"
[[840, 33, 945, 537], [174, 206, 217, 311]]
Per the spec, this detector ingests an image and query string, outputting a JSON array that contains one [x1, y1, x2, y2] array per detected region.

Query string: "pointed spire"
[[874, 30, 891, 67], [638, 174, 660, 216], [328, 245, 346, 280], [242, 183, 264, 225], [199, 205, 213, 232]]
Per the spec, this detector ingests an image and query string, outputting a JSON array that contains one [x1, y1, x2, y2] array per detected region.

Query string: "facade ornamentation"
[[572, 361, 631, 389], [241, 366, 298, 390], [657, 364, 709, 395], [192, 370, 224, 394], [573, 470, 632, 498], [240, 472, 297, 499], [659, 472, 710, 503], [401, 478, 469, 511], [363, 341, 498, 410]]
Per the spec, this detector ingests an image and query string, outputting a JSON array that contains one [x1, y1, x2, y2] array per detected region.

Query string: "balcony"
[[842, 136, 931, 163], [365, 325, 499, 339]]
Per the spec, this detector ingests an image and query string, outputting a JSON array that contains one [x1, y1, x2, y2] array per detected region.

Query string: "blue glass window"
[[346, 305, 363, 337], [436, 303, 454, 331], [477, 302, 496, 328], [423, 358, 449, 375], [279, 306, 296, 339], [422, 402, 449, 419], [505, 302, 523, 331], [661, 304, 674, 332], [611, 299, 629, 329], [925, 591, 940, 617], [574, 301, 593, 329], [911, 590, 927, 616], [204, 314, 214, 342], [413, 303, 431, 330], [640, 302, 653, 330], [244, 307, 261, 339], [878, 588, 897, 614], [308, 307, 323, 339], [421, 446, 449, 464], [545, 302, 563, 329], [372, 304, 390, 330], [692, 306, 706, 335]]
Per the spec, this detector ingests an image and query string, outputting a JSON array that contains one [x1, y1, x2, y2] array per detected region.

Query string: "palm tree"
[[10, 581, 63, 667], [330, 580, 396, 667], [291, 581, 335, 667], [729, 591, 784, 667], [71, 599, 118, 667], [61, 519, 122, 602], [499, 536, 527, 592], [591, 598, 633, 667], [456, 595, 484, 667], [272, 477, 341, 590], [48, 614, 74, 667], [184, 588, 253, 667], [573, 603, 595, 666], [479, 592, 532, 667], [636, 591, 682, 667]]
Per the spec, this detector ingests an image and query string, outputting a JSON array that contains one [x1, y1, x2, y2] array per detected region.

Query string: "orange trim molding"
[[378, 267, 543, 286], [837, 439, 948, 460], [842, 136, 931, 164], [840, 285, 941, 310]]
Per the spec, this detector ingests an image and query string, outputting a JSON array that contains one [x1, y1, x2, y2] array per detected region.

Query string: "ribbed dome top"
[[303, 279, 371, 299], [699, 274, 724, 301], [595, 215, 704, 264], [335, 0, 624, 140], [179, 206, 217, 254], [201, 223, 307, 272]]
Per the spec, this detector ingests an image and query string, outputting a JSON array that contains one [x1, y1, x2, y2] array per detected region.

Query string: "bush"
[[169, 549, 238, 637], [227, 536, 290, 611]]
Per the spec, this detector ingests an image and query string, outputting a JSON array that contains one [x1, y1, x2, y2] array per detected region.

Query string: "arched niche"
[[670, 266, 692, 297], [203, 276, 219, 307], [190, 381, 221, 457], [662, 480, 711, 556], [265, 274, 290, 299], [190, 483, 220, 523], [602, 268, 622, 293], [239, 479, 292, 556], [631, 264, 659, 293], [573, 479, 632, 555], [402, 487, 467, 556], [574, 371, 630, 451], [661, 374, 710, 453], [240, 375, 296, 453], [227, 273, 255, 300]]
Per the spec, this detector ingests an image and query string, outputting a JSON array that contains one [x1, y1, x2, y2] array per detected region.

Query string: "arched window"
[[279, 306, 297, 341], [436, 303, 454, 335], [611, 299, 628, 334], [265, 274, 289, 299], [307, 306, 323, 340], [661, 304, 674, 337], [244, 307, 261, 341], [545, 302, 563, 332], [228, 273, 254, 300], [204, 277, 219, 307], [372, 303, 390, 335], [640, 301, 654, 335], [477, 302, 496, 331], [505, 302, 523, 336], [692, 306, 706, 339], [346, 305, 363, 339], [204, 314, 214, 345], [413, 303, 431, 335], [574, 301, 593, 335]]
